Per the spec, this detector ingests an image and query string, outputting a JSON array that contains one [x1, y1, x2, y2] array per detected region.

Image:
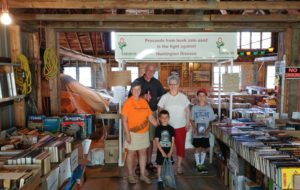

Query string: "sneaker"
[[197, 165, 208, 173], [146, 163, 157, 173], [128, 175, 138, 184], [158, 180, 164, 190], [140, 175, 152, 184]]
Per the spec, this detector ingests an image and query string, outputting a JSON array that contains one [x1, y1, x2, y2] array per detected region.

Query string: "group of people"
[[121, 64, 216, 187]]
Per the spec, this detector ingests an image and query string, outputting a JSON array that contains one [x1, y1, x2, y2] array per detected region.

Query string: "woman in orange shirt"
[[122, 81, 158, 184]]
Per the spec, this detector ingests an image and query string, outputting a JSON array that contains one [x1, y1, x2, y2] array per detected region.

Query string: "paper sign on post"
[[222, 73, 240, 93]]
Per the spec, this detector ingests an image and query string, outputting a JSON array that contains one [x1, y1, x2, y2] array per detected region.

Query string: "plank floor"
[[82, 149, 227, 190]]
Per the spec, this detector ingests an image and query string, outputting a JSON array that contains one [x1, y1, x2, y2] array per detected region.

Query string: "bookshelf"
[[212, 122, 300, 189]]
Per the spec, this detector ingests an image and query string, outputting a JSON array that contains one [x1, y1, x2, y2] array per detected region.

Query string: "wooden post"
[[284, 28, 300, 116], [45, 27, 60, 115], [32, 33, 43, 114], [9, 24, 26, 127]]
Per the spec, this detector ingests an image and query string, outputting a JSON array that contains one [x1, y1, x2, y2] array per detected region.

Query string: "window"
[[64, 67, 76, 80], [213, 66, 225, 86], [213, 65, 241, 89], [237, 32, 272, 50], [79, 67, 92, 87], [64, 66, 92, 87], [266, 65, 275, 89], [111, 31, 116, 51]]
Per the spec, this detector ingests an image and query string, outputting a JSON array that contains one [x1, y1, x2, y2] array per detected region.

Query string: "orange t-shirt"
[[122, 97, 152, 134]]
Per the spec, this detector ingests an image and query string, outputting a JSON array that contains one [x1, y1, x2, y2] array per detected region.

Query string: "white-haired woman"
[[158, 74, 190, 174]]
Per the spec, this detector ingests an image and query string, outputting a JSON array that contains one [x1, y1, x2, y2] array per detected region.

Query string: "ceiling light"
[[1, 11, 11, 25]]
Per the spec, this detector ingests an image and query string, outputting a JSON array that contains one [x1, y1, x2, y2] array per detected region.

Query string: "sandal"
[[140, 175, 152, 184], [146, 163, 157, 173], [135, 164, 140, 175], [128, 175, 137, 184]]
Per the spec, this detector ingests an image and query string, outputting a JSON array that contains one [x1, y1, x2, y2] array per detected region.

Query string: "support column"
[[33, 33, 43, 114], [284, 28, 300, 116], [9, 24, 26, 127], [45, 27, 60, 115]]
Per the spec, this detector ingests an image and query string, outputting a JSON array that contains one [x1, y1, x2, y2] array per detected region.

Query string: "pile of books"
[[0, 168, 35, 189], [6, 148, 51, 176]]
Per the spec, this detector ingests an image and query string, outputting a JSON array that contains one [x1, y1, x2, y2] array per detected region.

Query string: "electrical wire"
[[15, 54, 32, 95], [43, 48, 58, 80]]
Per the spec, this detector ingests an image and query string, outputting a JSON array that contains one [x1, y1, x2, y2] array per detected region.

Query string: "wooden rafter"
[[64, 32, 71, 49], [88, 32, 95, 56], [49, 21, 298, 32], [75, 32, 83, 53], [4, 0, 300, 10], [11, 13, 300, 22], [100, 32, 105, 56]]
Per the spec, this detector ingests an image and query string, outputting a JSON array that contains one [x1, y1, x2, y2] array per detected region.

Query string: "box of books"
[[104, 136, 118, 164], [0, 165, 41, 190]]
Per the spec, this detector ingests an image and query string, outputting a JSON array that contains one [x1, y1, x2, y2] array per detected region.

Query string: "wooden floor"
[[82, 149, 227, 190]]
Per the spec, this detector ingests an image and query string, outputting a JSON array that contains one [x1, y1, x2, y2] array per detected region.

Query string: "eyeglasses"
[[169, 83, 178, 86]]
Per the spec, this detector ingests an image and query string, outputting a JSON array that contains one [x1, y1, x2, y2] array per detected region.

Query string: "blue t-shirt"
[[191, 105, 215, 138]]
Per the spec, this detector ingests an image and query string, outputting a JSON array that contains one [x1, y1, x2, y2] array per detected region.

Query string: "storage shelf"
[[0, 62, 19, 67], [0, 95, 25, 103]]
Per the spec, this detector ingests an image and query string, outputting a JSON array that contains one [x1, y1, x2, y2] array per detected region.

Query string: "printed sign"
[[285, 67, 300, 79], [115, 32, 237, 61]]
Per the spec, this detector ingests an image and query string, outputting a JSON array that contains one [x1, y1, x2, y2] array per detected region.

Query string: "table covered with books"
[[212, 120, 300, 190]]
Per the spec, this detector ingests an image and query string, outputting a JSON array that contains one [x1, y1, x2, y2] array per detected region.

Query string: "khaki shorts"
[[125, 131, 150, 151]]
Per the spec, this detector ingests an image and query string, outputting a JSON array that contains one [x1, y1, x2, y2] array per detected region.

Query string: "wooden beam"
[[33, 32, 43, 114], [64, 32, 71, 49], [5, 0, 300, 10], [12, 13, 300, 22], [48, 21, 298, 32], [45, 27, 60, 115], [284, 28, 300, 116], [75, 32, 83, 53], [9, 24, 26, 127], [60, 47, 106, 64], [88, 32, 96, 56]]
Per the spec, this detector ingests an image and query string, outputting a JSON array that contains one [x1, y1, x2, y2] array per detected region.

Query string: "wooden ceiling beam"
[[75, 32, 83, 53], [60, 47, 106, 64], [88, 32, 96, 56], [5, 0, 300, 10], [64, 32, 71, 49], [47, 21, 299, 32], [12, 13, 300, 22]]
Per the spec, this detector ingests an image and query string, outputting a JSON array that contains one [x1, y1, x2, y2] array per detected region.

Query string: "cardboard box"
[[104, 139, 118, 164]]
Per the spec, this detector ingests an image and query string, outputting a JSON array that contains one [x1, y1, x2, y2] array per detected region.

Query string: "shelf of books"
[[212, 121, 300, 190], [0, 113, 95, 190]]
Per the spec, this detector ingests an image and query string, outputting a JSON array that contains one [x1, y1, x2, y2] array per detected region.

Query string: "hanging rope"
[[15, 54, 32, 95], [43, 48, 58, 80]]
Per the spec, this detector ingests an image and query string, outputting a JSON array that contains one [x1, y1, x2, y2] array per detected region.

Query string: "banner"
[[115, 32, 237, 61]]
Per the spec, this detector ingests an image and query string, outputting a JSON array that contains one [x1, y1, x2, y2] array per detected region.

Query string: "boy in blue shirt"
[[191, 89, 216, 173]]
